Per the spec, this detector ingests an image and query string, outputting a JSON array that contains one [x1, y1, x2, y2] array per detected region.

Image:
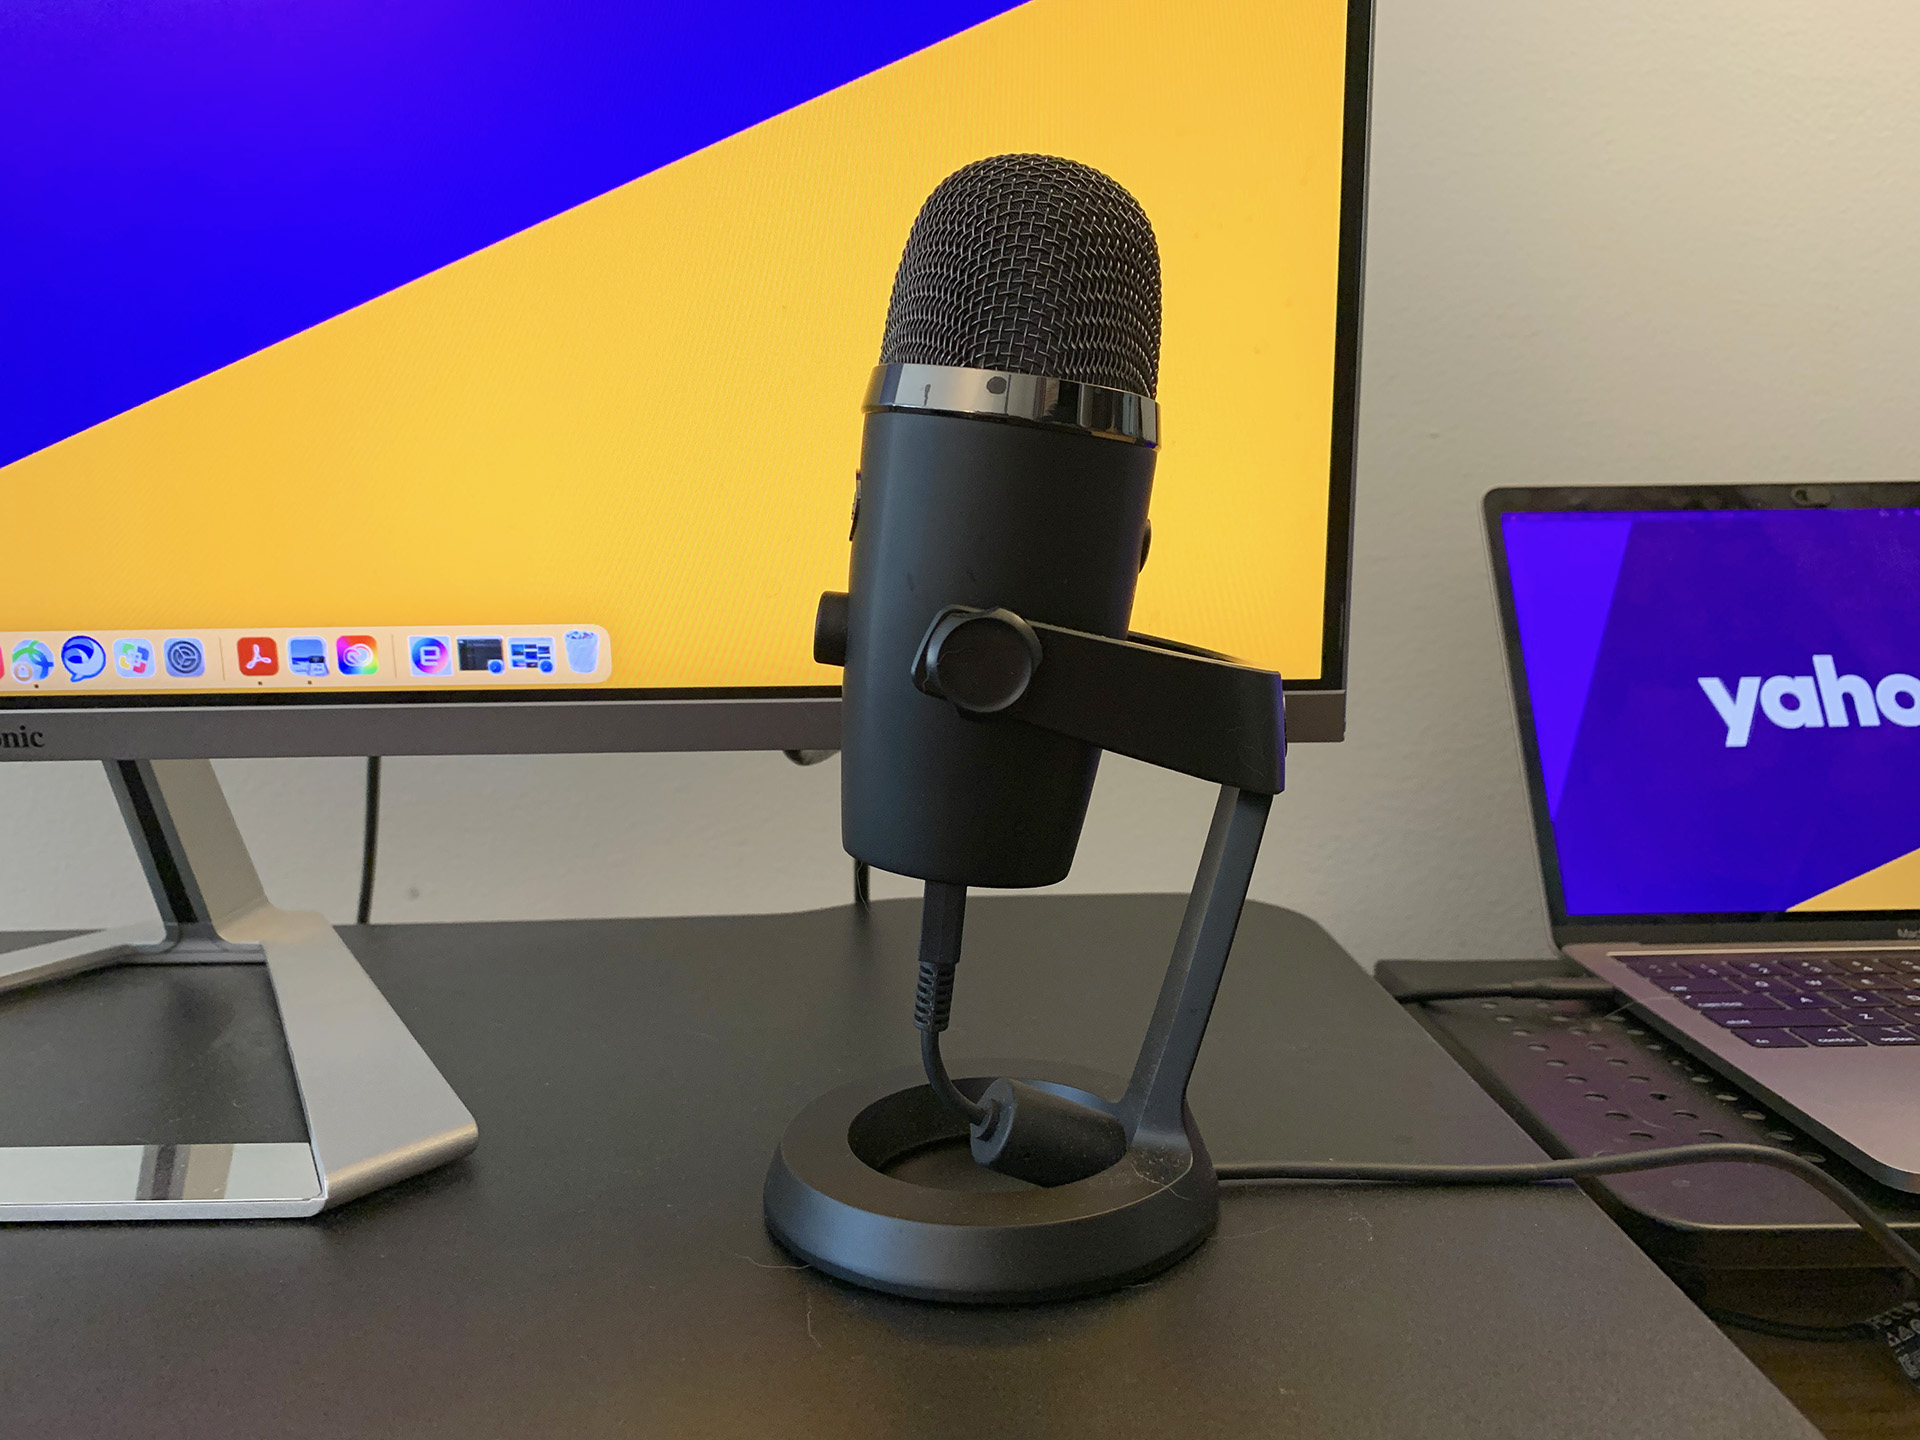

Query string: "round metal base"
[[763, 1059, 1217, 1304]]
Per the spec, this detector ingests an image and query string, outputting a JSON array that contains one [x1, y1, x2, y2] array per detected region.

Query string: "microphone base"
[[763, 1059, 1216, 1305]]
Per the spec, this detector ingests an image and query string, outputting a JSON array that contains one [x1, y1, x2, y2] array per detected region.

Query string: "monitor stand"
[[0, 758, 476, 1221]]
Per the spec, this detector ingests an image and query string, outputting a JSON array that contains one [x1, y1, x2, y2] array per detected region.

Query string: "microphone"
[[834, 153, 1162, 893], [769, 159, 1283, 1291], [815, 155, 1164, 1174]]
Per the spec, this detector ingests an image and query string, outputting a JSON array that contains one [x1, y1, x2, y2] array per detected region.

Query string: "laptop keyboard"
[[1617, 952, 1920, 1049]]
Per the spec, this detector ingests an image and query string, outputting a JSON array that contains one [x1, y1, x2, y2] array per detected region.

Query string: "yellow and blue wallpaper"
[[1, 0, 1355, 696]]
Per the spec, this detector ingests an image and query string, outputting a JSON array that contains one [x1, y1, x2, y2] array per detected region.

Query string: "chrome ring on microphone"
[[864, 363, 1159, 447]]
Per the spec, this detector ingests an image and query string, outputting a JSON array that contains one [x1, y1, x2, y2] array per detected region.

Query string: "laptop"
[[1485, 482, 1920, 1192]]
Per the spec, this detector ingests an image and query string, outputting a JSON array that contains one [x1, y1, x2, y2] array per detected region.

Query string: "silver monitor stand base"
[[0, 759, 477, 1221]]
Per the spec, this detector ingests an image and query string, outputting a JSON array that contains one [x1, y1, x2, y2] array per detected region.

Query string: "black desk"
[[0, 898, 1816, 1439]]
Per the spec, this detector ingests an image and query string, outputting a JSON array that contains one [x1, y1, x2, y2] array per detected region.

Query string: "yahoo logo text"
[[1700, 656, 1920, 747]]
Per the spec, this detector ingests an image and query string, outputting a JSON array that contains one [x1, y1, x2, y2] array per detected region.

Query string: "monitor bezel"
[[0, 0, 1371, 760], [1484, 481, 1920, 946]]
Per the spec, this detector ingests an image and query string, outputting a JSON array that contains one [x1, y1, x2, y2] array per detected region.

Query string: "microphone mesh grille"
[[879, 154, 1161, 398]]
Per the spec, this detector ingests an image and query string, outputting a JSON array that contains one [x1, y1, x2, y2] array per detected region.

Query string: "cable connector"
[[913, 881, 967, 1033], [913, 882, 992, 1130]]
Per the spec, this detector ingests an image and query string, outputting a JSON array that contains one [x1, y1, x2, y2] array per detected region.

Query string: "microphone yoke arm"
[[907, 603, 1285, 796], [811, 591, 1283, 793]]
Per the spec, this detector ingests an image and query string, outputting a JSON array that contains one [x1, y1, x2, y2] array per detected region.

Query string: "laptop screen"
[[1492, 494, 1920, 923]]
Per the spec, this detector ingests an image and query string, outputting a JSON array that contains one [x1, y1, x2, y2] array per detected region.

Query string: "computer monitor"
[[0, 1, 1373, 1220], [0, 0, 1370, 762]]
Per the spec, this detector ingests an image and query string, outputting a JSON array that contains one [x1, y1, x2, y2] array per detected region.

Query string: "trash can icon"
[[564, 629, 600, 675]]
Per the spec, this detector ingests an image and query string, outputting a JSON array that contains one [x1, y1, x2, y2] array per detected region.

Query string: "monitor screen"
[[1497, 502, 1920, 921], [2, 1, 1364, 724]]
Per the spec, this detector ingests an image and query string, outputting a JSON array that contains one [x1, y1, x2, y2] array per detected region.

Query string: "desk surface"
[[0, 897, 1816, 1440]]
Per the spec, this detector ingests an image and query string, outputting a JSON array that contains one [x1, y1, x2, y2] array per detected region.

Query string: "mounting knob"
[[911, 607, 1043, 718]]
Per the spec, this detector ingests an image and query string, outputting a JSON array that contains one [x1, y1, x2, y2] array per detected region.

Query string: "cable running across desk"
[[1218, 1143, 1920, 1285]]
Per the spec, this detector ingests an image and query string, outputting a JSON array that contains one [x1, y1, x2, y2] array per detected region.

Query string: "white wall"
[[5, 1, 1918, 962]]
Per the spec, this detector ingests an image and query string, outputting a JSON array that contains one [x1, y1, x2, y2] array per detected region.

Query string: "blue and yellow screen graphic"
[[0, 0, 1355, 697], [1506, 509, 1920, 916]]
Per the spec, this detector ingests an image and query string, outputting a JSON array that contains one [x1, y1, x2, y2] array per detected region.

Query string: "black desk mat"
[[1379, 958, 1920, 1269]]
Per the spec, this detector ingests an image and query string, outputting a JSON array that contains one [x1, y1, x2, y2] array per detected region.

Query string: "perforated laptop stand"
[[1380, 958, 1920, 1270]]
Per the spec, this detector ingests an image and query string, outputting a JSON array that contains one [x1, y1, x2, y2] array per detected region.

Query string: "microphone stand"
[[764, 605, 1284, 1303]]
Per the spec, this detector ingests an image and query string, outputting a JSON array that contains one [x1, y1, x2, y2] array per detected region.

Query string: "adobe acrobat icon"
[[237, 636, 279, 677]]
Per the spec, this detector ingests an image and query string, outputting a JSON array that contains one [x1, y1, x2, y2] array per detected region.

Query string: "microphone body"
[[832, 151, 1164, 889], [841, 407, 1154, 888]]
